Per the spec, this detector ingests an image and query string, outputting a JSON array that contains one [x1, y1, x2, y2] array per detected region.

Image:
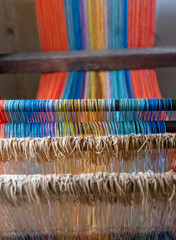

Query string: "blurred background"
[[0, 0, 175, 99]]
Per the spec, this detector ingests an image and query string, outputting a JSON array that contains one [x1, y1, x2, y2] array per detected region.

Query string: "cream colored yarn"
[[0, 170, 175, 207], [0, 133, 175, 164]]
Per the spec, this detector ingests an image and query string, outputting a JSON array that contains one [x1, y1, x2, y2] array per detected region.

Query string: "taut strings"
[[34, 0, 160, 100]]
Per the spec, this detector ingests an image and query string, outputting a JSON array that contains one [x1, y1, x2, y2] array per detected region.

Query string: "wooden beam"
[[0, 47, 176, 74]]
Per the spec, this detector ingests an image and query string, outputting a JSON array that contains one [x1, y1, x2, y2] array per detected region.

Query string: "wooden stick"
[[0, 47, 176, 74]]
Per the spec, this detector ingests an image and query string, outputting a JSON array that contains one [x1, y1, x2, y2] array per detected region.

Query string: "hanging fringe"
[[0, 134, 175, 163], [0, 171, 175, 207]]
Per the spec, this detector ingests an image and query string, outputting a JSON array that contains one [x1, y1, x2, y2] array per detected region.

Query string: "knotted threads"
[[0, 171, 175, 207], [0, 134, 175, 164]]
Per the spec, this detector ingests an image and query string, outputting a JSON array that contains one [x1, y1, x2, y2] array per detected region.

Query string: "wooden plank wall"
[[0, 0, 40, 99]]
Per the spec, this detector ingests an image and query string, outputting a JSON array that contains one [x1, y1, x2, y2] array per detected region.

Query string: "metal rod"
[[0, 47, 176, 73]]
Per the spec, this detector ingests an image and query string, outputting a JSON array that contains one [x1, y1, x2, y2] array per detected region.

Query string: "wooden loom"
[[0, 16, 176, 240]]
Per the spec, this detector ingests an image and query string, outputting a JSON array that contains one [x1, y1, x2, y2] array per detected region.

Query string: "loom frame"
[[0, 47, 176, 73]]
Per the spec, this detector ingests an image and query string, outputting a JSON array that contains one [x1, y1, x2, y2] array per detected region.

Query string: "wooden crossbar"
[[0, 47, 176, 74]]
